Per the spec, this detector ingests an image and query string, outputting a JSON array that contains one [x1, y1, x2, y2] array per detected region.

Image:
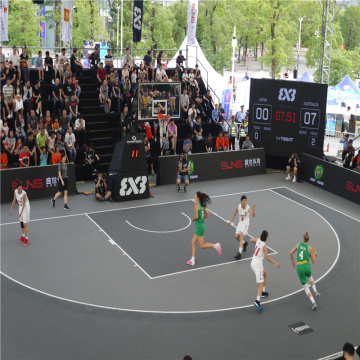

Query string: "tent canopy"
[[297, 72, 314, 83], [168, 36, 229, 102]]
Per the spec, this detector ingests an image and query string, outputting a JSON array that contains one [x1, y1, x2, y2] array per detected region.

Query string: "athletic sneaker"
[[234, 252, 241, 260], [292, 176, 297, 183], [216, 243, 222, 255], [285, 175, 291, 180], [243, 241, 248, 252], [253, 300, 263, 312], [315, 292, 321, 298], [186, 259, 195, 266], [51, 199, 55, 207], [184, 187, 187, 192], [23, 239, 29, 247], [312, 302, 317, 310], [261, 291, 269, 298], [64, 204, 70, 211], [151, 170, 155, 175], [18, 236, 25, 242], [177, 186, 180, 192]]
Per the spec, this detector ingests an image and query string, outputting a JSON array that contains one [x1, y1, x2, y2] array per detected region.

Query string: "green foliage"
[[7, 0, 43, 53], [338, 6, 360, 50]]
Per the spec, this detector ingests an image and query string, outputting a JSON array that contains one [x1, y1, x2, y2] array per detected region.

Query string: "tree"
[[338, 5, 360, 51], [7, 0, 43, 52]]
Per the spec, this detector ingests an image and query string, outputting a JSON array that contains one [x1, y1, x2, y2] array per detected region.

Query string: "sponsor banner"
[[0, 0, 8, 42], [300, 153, 360, 204], [107, 171, 150, 202], [61, 0, 73, 45], [0, 164, 77, 204], [37, 5, 46, 44], [187, 0, 198, 45], [132, 0, 143, 43], [288, 322, 314, 336], [222, 88, 231, 120], [157, 149, 266, 186]]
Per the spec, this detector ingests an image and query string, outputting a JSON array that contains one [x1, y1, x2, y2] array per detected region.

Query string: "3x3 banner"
[[133, 0, 143, 43]]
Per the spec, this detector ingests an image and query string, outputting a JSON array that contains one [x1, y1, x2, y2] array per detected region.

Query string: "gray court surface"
[[1, 173, 359, 360]]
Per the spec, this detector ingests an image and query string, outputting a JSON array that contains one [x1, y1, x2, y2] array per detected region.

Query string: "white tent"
[[168, 36, 229, 101]]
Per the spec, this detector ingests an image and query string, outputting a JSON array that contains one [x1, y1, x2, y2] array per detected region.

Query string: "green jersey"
[[196, 203, 204, 224], [297, 242, 310, 264], [194, 203, 205, 237]]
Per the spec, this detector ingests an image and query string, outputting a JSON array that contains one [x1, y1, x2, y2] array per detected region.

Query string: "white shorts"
[[235, 221, 249, 236], [251, 261, 264, 283], [19, 208, 30, 223]]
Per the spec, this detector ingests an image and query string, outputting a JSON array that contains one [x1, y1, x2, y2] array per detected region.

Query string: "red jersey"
[[145, 124, 153, 140], [97, 67, 107, 81], [0, 153, 8, 169], [19, 151, 30, 167]]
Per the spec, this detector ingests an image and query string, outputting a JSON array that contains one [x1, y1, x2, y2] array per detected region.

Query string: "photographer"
[[95, 173, 111, 201], [177, 153, 190, 192], [285, 152, 300, 183]]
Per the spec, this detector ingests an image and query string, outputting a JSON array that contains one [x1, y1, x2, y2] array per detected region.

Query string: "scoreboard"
[[248, 79, 328, 158]]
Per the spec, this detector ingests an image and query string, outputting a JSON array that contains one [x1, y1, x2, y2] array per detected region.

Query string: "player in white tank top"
[[228, 195, 256, 260], [10, 180, 31, 246], [249, 230, 280, 312]]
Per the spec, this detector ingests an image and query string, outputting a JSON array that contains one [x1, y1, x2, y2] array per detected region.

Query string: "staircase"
[[77, 69, 120, 173]]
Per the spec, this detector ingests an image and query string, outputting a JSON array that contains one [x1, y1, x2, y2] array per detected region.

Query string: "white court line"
[[0, 187, 283, 226], [282, 186, 360, 223], [85, 214, 152, 280], [126, 212, 191, 233], [0, 188, 342, 313], [317, 347, 358, 360]]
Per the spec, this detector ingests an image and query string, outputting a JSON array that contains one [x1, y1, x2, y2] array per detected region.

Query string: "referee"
[[51, 154, 70, 210]]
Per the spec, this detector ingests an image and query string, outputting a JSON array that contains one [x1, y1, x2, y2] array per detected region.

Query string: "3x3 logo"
[[119, 176, 147, 196], [133, 6, 142, 31], [278, 88, 296, 102]]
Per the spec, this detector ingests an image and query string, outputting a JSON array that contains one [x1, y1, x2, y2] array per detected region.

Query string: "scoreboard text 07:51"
[[248, 79, 328, 158]]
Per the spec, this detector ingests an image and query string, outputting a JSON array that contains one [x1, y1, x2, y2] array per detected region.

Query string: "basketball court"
[[1, 172, 359, 359]]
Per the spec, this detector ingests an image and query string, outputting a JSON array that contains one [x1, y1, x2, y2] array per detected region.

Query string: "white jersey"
[[16, 190, 30, 213], [238, 204, 250, 224], [251, 238, 265, 264]]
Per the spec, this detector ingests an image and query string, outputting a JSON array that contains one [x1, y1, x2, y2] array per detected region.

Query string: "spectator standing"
[[176, 50, 186, 78], [123, 48, 134, 70], [168, 119, 177, 155], [20, 48, 30, 82], [9, 46, 21, 81], [95, 173, 112, 201], [52, 78, 63, 115], [22, 80, 32, 118], [239, 117, 248, 149], [24, 133, 37, 166], [36, 51, 44, 81], [220, 117, 229, 134], [205, 133, 213, 152], [183, 134, 192, 154], [32, 80, 42, 117], [44, 51, 54, 84], [343, 140, 355, 169], [203, 89, 213, 119], [180, 88, 189, 122], [104, 49, 113, 74], [144, 135, 155, 175], [143, 50, 154, 81], [242, 134, 254, 150], [229, 115, 237, 150], [64, 127, 76, 163], [211, 103, 220, 135], [27, 110, 39, 137], [51, 154, 70, 210], [59, 48, 69, 82], [3, 78, 15, 119], [342, 106, 351, 132], [74, 115, 86, 148], [97, 62, 107, 89], [159, 116, 169, 156], [340, 133, 350, 161]]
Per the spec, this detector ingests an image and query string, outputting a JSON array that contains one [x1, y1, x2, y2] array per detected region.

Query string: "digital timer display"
[[130, 145, 139, 159], [248, 79, 328, 158]]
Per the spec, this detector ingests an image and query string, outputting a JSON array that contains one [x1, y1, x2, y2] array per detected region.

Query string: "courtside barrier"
[[300, 153, 360, 204], [157, 148, 266, 186], [0, 164, 77, 204]]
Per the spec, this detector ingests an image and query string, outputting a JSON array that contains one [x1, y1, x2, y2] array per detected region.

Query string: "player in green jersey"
[[186, 191, 221, 266], [290, 232, 321, 310]]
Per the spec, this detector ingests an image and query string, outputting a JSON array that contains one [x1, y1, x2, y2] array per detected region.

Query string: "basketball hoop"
[[157, 113, 171, 121]]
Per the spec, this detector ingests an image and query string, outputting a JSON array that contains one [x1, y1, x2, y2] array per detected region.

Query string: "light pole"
[[297, 16, 305, 73], [116, 4, 120, 64], [120, 0, 123, 63], [231, 26, 237, 109]]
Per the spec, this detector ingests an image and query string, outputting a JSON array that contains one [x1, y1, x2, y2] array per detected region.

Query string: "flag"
[[0, 0, 9, 42], [133, 0, 143, 43], [61, 0, 73, 45], [187, 0, 198, 45]]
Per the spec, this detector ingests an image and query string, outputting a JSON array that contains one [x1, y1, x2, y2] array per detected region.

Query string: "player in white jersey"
[[250, 230, 280, 312], [228, 195, 256, 260], [10, 179, 31, 246]]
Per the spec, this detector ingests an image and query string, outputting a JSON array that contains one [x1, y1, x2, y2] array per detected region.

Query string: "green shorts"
[[195, 222, 205, 237], [297, 262, 312, 285]]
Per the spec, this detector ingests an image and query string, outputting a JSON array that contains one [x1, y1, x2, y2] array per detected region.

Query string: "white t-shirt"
[[16, 190, 30, 213], [251, 239, 265, 264], [238, 204, 250, 224], [48, 136, 56, 149], [59, 53, 68, 65], [189, 73, 195, 84], [131, 72, 137, 84], [343, 111, 351, 124], [182, 73, 189, 82], [65, 133, 76, 147], [54, 59, 60, 70], [74, 119, 86, 130], [156, 68, 166, 79], [9, 52, 20, 67]]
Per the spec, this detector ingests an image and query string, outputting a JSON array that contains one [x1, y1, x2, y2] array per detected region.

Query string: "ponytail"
[[303, 232, 310, 242], [196, 191, 211, 208]]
